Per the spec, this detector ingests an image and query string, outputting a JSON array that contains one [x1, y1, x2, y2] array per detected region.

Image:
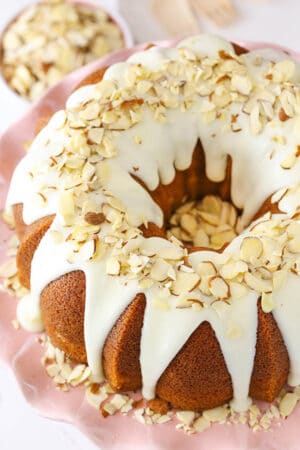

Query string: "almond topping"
[[288, 236, 300, 253], [220, 261, 248, 280], [240, 237, 263, 262], [231, 74, 252, 95], [196, 261, 217, 277], [279, 392, 298, 418], [193, 416, 211, 432], [209, 276, 230, 300], [281, 153, 296, 170], [172, 272, 200, 295], [88, 128, 104, 145], [150, 259, 172, 282], [176, 411, 195, 426], [58, 191, 75, 220], [244, 272, 271, 292], [261, 291, 275, 313], [106, 257, 120, 275], [0, 259, 17, 278], [84, 212, 105, 225]]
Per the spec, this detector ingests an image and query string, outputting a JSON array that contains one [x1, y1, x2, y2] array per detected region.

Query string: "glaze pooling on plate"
[[6, 34, 300, 412]]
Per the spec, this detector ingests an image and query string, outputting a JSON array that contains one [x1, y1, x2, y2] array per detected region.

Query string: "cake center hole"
[[167, 195, 240, 250]]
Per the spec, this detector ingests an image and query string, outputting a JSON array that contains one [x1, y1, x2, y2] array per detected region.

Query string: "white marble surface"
[[2, 0, 300, 449], [0, 366, 98, 450]]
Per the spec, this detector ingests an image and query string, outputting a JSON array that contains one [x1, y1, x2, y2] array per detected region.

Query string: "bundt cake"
[[6, 34, 300, 413]]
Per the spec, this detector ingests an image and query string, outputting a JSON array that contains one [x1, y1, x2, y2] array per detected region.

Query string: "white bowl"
[[0, 0, 134, 133]]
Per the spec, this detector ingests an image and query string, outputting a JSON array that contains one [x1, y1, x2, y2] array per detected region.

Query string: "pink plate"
[[1, 41, 300, 450]]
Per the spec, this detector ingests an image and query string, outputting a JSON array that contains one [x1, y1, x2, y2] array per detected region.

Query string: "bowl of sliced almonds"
[[0, 0, 133, 102]]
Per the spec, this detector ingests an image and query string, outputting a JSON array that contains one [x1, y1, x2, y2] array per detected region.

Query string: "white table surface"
[[1, 0, 300, 449]]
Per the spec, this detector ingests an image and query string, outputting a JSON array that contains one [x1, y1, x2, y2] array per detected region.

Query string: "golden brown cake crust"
[[102, 293, 146, 392], [156, 321, 233, 410], [249, 300, 290, 402], [41, 270, 87, 363], [16, 205, 54, 289], [13, 46, 291, 411]]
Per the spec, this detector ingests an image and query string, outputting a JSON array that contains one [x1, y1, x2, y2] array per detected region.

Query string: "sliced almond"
[[0, 259, 17, 278], [220, 260, 248, 280], [176, 411, 195, 426], [108, 197, 126, 212], [279, 392, 298, 418], [88, 128, 104, 145], [249, 102, 262, 135], [199, 211, 219, 226], [58, 190, 75, 219], [211, 230, 236, 249], [172, 271, 200, 295], [176, 201, 195, 215], [80, 103, 100, 121], [201, 195, 222, 215], [193, 416, 211, 432], [209, 276, 230, 300], [128, 254, 149, 274], [240, 237, 263, 262], [102, 402, 117, 416], [273, 60, 295, 83], [150, 259, 172, 281], [106, 257, 120, 275], [203, 405, 229, 423], [231, 74, 252, 95], [196, 261, 217, 277], [136, 80, 153, 94], [288, 236, 300, 253], [244, 272, 271, 292], [287, 221, 300, 237], [110, 394, 129, 411], [180, 213, 198, 235], [261, 291, 275, 313], [84, 211, 105, 225], [193, 229, 210, 247], [85, 385, 107, 409], [141, 239, 184, 260], [281, 153, 296, 170]]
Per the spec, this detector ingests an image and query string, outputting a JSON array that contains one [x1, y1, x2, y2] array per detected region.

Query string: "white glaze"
[[7, 35, 300, 411], [16, 294, 43, 332]]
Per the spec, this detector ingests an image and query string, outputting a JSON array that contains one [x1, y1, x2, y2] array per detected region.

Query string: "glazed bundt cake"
[[7, 34, 300, 413]]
